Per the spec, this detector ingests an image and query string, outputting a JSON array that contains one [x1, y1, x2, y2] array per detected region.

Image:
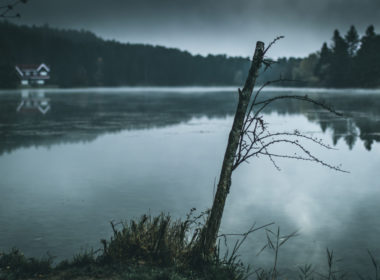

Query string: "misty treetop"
[[1, 21, 380, 88]]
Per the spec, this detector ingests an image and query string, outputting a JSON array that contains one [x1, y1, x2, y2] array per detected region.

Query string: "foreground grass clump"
[[4, 212, 378, 279], [100, 213, 198, 266], [0, 211, 249, 280], [99, 211, 248, 279]]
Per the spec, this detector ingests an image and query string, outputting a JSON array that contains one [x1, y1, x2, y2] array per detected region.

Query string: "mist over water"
[[0, 87, 380, 276]]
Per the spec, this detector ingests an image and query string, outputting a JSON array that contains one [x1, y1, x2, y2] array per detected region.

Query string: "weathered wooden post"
[[198, 41, 265, 257]]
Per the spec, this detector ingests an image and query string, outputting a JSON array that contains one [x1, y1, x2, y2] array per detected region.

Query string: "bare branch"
[[247, 78, 302, 120], [259, 139, 282, 171], [263, 35, 285, 55], [239, 138, 348, 173], [254, 95, 343, 117], [234, 74, 346, 173], [0, 0, 26, 18], [257, 131, 336, 150]]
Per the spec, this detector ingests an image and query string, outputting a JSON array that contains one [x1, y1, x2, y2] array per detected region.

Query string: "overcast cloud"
[[13, 0, 380, 58]]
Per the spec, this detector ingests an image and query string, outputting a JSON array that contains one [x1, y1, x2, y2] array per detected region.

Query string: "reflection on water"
[[1, 88, 380, 155], [0, 87, 380, 276], [16, 90, 51, 115]]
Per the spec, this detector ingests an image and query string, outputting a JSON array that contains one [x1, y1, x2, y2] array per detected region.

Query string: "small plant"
[[368, 250, 379, 280], [358, 250, 379, 280], [298, 264, 314, 280], [317, 248, 347, 280], [56, 249, 98, 270], [0, 248, 53, 279], [256, 227, 298, 279], [215, 222, 274, 280]]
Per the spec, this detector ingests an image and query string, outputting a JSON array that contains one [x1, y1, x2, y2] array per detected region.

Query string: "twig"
[[263, 36, 285, 55]]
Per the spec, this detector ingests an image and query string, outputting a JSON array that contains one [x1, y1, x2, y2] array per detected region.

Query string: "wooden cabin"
[[15, 63, 50, 86]]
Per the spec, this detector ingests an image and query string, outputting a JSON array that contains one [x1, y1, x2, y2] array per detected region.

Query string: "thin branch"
[[254, 95, 343, 117], [260, 140, 281, 171], [263, 36, 285, 55], [248, 78, 299, 121], [243, 139, 348, 172], [257, 131, 336, 150], [0, 0, 26, 18]]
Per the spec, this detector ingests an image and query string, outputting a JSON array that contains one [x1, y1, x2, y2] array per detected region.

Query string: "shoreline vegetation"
[[2, 86, 380, 92], [0, 211, 253, 280], [1, 212, 379, 280], [1, 21, 380, 89]]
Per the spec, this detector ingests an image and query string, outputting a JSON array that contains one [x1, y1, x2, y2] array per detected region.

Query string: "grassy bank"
[[0, 211, 248, 280], [1, 211, 379, 280]]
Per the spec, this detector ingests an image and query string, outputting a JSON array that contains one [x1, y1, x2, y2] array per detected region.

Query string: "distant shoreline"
[[1, 86, 380, 94]]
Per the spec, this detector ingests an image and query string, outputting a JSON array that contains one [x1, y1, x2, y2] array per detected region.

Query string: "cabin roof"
[[15, 63, 50, 76]]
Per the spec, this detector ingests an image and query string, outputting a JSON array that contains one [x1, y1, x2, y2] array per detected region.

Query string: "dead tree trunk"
[[198, 41, 265, 257]]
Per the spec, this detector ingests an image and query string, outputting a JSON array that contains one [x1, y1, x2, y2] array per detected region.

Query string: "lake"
[[0, 87, 380, 277]]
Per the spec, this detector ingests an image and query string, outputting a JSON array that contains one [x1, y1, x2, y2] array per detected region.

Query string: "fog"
[[14, 0, 380, 57]]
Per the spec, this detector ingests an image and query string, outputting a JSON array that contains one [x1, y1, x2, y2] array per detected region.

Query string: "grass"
[[100, 212, 198, 266], [0, 210, 249, 280], [0, 212, 379, 280], [0, 248, 53, 279]]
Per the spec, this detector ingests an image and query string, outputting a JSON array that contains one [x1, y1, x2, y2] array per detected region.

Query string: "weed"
[[0, 248, 52, 279]]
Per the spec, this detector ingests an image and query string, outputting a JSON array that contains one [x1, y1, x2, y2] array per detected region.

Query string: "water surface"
[[0, 87, 380, 276]]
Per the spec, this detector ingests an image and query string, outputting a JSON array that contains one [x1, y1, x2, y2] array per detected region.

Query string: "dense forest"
[[0, 21, 251, 88], [263, 25, 380, 88], [0, 21, 380, 88]]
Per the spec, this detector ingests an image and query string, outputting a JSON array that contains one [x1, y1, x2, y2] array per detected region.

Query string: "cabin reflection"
[[16, 90, 51, 115]]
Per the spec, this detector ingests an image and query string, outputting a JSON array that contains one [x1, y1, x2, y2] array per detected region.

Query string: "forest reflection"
[[1, 89, 380, 155]]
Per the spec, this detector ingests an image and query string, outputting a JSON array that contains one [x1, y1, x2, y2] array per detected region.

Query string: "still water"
[[0, 87, 380, 276]]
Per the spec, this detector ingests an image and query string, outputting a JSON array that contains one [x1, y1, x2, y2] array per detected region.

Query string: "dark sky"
[[14, 0, 380, 58]]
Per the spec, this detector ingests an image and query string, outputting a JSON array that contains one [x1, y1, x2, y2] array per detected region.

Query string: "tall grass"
[[99, 210, 251, 279], [0, 211, 379, 280], [100, 211, 201, 266]]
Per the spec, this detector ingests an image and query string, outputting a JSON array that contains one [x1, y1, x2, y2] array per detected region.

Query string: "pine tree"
[[365, 25, 375, 38], [355, 25, 380, 87], [345, 25, 359, 57], [314, 42, 332, 86], [329, 30, 350, 87]]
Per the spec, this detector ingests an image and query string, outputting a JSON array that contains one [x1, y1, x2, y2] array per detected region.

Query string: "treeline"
[[0, 21, 250, 88], [262, 25, 380, 88], [1, 21, 380, 88]]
